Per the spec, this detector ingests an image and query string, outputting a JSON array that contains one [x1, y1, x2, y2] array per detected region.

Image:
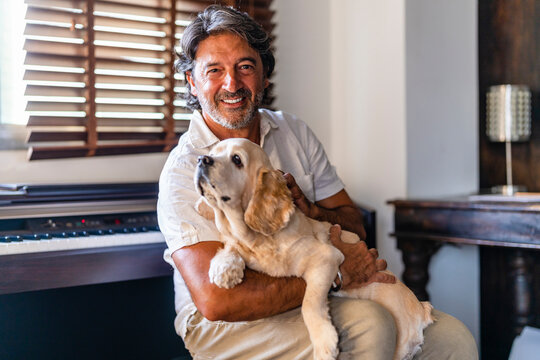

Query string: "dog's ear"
[[195, 197, 215, 221], [244, 167, 295, 236]]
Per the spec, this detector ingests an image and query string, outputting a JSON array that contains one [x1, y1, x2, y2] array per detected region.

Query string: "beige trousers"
[[183, 296, 478, 360]]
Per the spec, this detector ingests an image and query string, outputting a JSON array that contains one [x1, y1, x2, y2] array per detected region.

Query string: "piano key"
[[0, 231, 165, 256]]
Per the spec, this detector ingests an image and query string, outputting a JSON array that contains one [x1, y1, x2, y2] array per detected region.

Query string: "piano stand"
[[389, 197, 540, 360], [0, 275, 190, 360]]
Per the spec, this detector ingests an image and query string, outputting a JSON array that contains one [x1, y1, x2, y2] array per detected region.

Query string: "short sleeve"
[[157, 142, 219, 255], [296, 118, 345, 202]]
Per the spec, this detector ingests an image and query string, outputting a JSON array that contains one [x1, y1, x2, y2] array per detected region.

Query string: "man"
[[158, 5, 478, 359]]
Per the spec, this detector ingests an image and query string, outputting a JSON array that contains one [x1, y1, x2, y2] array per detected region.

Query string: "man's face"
[[186, 32, 269, 129]]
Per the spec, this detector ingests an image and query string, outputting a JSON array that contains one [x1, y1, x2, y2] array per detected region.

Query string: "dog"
[[194, 138, 434, 360]]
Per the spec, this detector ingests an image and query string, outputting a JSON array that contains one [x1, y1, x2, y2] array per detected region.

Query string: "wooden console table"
[[389, 197, 540, 360]]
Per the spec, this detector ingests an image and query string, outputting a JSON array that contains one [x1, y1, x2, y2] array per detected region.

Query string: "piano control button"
[[139, 226, 148, 232], [67, 231, 79, 237], [23, 234, 41, 241], [77, 231, 89, 237], [39, 233, 53, 239], [3, 235, 23, 242]]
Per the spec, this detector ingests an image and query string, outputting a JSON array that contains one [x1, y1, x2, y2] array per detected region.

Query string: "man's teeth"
[[222, 98, 243, 104]]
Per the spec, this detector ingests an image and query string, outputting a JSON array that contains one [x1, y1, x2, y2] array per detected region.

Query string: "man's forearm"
[[173, 241, 306, 322], [205, 269, 306, 322], [312, 204, 366, 240]]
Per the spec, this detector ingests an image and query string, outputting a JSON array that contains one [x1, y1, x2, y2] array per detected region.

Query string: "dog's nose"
[[198, 155, 214, 166]]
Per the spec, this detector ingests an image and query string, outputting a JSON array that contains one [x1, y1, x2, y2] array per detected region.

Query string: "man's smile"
[[222, 98, 243, 104]]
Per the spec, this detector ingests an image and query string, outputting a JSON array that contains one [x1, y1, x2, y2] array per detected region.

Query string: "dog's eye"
[[231, 154, 243, 168]]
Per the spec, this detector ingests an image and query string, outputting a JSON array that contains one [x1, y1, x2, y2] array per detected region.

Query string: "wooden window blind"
[[24, 0, 275, 160]]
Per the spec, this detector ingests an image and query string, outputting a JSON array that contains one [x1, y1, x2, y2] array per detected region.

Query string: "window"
[[1, 0, 274, 160], [0, 2, 26, 126]]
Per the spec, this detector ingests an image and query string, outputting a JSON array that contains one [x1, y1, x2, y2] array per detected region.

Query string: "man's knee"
[[416, 309, 478, 360], [330, 297, 397, 359]]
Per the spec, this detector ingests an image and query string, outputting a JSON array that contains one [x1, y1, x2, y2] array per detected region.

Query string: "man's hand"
[[329, 224, 395, 290], [283, 172, 316, 218], [282, 172, 366, 240]]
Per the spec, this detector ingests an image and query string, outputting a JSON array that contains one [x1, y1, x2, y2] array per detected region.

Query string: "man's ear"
[[186, 71, 198, 97], [244, 168, 295, 236]]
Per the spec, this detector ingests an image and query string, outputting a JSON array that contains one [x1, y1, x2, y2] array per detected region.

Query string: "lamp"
[[486, 84, 531, 195]]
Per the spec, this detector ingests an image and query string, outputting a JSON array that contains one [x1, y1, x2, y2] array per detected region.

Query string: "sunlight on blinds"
[[0, 2, 27, 125]]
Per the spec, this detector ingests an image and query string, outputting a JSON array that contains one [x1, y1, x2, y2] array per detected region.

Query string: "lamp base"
[[490, 185, 527, 196]]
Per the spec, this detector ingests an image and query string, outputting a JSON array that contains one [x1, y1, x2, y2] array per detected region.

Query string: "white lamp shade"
[[486, 84, 531, 142]]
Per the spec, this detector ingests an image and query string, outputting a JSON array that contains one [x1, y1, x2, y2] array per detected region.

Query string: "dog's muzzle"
[[195, 155, 214, 196]]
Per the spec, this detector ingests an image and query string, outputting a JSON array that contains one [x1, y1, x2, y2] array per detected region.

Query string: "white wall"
[[273, 0, 479, 347], [406, 0, 478, 197], [0, 150, 167, 184], [271, 0, 332, 150]]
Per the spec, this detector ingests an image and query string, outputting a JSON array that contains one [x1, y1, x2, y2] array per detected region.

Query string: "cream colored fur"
[[194, 138, 434, 360]]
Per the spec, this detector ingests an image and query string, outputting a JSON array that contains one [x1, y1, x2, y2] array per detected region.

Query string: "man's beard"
[[199, 88, 264, 130]]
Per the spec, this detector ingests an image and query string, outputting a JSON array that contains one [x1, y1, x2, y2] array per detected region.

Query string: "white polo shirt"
[[157, 108, 344, 337]]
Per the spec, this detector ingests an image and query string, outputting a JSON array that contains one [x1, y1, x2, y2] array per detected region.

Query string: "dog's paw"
[[313, 342, 338, 360], [312, 325, 339, 360], [208, 250, 245, 289]]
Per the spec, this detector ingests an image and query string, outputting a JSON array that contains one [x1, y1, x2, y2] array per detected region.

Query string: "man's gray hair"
[[175, 5, 275, 110]]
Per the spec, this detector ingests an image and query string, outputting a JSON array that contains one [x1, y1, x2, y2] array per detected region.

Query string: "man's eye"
[[232, 154, 243, 167], [239, 64, 254, 72]]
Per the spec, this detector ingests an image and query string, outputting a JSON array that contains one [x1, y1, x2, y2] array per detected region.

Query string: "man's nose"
[[198, 155, 214, 167], [222, 71, 240, 93]]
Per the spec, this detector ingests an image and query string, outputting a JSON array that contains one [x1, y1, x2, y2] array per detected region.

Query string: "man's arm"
[[172, 241, 306, 322], [284, 173, 395, 290], [284, 173, 366, 239]]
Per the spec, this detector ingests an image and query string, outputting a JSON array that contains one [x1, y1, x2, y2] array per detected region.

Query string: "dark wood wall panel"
[[478, 0, 540, 191]]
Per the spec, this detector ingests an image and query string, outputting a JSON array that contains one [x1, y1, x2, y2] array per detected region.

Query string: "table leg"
[[507, 249, 534, 337], [397, 238, 441, 301]]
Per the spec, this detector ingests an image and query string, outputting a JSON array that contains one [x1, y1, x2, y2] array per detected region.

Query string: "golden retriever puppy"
[[194, 138, 434, 360]]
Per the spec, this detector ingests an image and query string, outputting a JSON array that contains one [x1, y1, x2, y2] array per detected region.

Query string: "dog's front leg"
[[208, 244, 245, 289], [302, 247, 344, 360]]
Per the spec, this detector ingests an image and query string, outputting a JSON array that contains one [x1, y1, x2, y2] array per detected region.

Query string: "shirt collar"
[[188, 109, 279, 149], [260, 109, 279, 146], [188, 110, 220, 149]]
